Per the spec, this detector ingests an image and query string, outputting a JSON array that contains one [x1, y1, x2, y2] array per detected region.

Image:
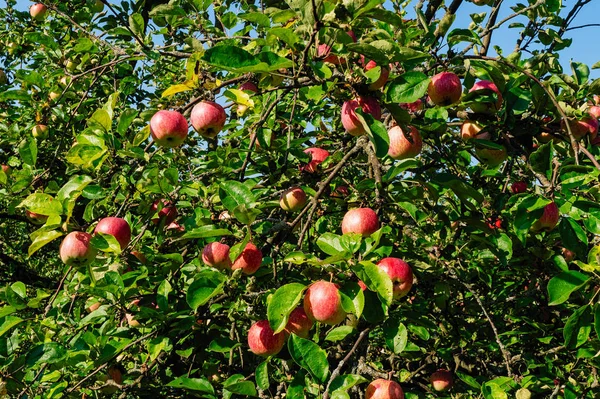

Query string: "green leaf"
[[286, 370, 307, 399], [353, 261, 393, 308], [208, 337, 242, 353], [482, 381, 508, 399], [19, 137, 37, 166], [28, 230, 63, 257], [268, 27, 300, 47], [329, 374, 368, 392], [149, 4, 187, 17], [594, 303, 600, 340], [288, 334, 330, 383], [91, 232, 122, 254], [267, 283, 306, 333], [563, 305, 590, 349], [383, 318, 408, 354], [256, 361, 270, 391], [357, 111, 389, 158], [26, 343, 67, 366], [117, 108, 138, 136], [88, 109, 112, 131], [186, 270, 227, 311], [0, 316, 24, 338], [325, 326, 355, 342], [447, 28, 483, 46], [339, 283, 365, 319], [179, 226, 232, 240], [20, 193, 63, 216], [547, 270, 590, 306], [220, 180, 256, 214], [529, 142, 553, 180], [386, 72, 431, 104], [129, 13, 145, 37], [559, 218, 588, 255], [167, 376, 214, 393], [203, 46, 292, 73], [456, 371, 481, 389], [317, 233, 346, 256], [162, 83, 195, 98]]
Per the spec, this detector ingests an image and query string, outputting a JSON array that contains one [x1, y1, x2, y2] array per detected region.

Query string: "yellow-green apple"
[[387, 125, 422, 159], [94, 217, 131, 250], [531, 201, 559, 231], [26, 210, 48, 225], [247, 320, 286, 356], [428, 71, 462, 106], [32, 124, 48, 139], [430, 369, 453, 392], [191, 100, 227, 138], [59, 231, 97, 266], [151, 199, 178, 225], [377, 257, 414, 299], [150, 110, 188, 148], [364, 60, 390, 91], [341, 96, 382, 136], [90, 0, 105, 13], [511, 181, 527, 194], [475, 145, 507, 167], [460, 121, 491, 141], [302, 147, 330, 173], [30, 3, 47, 21], [341, 208, 380, 237], [469, 80, 503, 114], [365, 379, 405, 399], [280, 187, 308, 212], [303, 280, 347, 325], [0, 69, 7, 85], [285, 307, 313, 338], [232, 242, 263, 275], [201, 242, 232, 270]]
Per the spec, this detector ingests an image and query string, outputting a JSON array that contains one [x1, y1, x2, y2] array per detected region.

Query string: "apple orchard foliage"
[[2, 0, 600, 397]]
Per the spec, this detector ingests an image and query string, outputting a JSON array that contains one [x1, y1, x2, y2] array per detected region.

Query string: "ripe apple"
[[428, 71, 462, 106], [30, 3, 47, 21], [303, 280, 347, 325], [399, 99, 424, 113], [588, 105, 600, 119], [26, 210, 48, 225], [486, 216, 503, 230], [285, 307, 313, 338], [561, 117, 598, 139], [231, 242, 263, 275], [430, 369, 453, 392], [365, 379, 405, 399], [90, 0, 105, 13], [302, 147, 330, 173], [0, 69, 7, 85], [191, 100, 227, 138], [316, 31, 355, 65], [247, 320, 286, 356], [239, 81, 258, 93], [201, 242, 232, 270], [364, 60, 390, 91], [130, 250, 148, 265], [331, 185, 349, 198], [94, 217, 131, 250], [1, 165, 10, 175], [475, 146, 507, 167], [377, 257, 414, 299], [150, 110, 188, 148], [32, 124, 49, 139], [341, 208, 380, 237], [562, 247, 575, 262], [532, 201, 559, 231], [460, 121, 491, 141], [387, 125, 422, 160], [341, 96, 382, 136], [59, 231, 97, 266], [151, 199, 178, 225], [469, 80, 503, 114], [280, 187, 308, 212], [511, 181, 527, 194]]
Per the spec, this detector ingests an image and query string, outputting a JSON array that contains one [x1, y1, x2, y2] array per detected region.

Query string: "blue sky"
[[10, 0, 600, 79]]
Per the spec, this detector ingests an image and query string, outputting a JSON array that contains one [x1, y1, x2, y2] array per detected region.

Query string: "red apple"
[[341, 96, 382, 136], [59, 232, 97, 266], [460, 121, 491, 141], [427, 72, 462, 106], [202, 242, 232, 270], [364, 60, 390, 91], [486, 216, 503, 230], [562, 247, 575, 262], [316, 31, 356, 65], [30, 3, 47, 20], [561, 117, 598, 139], [341, 208, 380, 237], [284, 307, 313, 338], [247, 320, 286, 356], [130, 250, 148, 265], [1, 165, 10, 175], [191, 101, 227, 138], [387, 125, 422, 160], [532, 201, 559, 231], [365, 379, 405, 399], [511, 181, 527, 194], [94, 217, 131, 250], [469, 80, 503, 114], [280, 187, 308, 212], [149, 110, 188, 148], [303, 281, 347, 325], [26, 210, 48, 225], [377, 258, 414, 299], [231, 242, 263, 275], [239, 81, 258, 93], [331, 185, 349, 198], [151, 200, 178, 225], [475, 146, 507, 167], [589, 105, 600, 120], [399, 99, 424, 113], [32, 124, 49, 139], [594, 95, 600, 105], [302, 147, 330, 173], [430, 369, 453, 392]]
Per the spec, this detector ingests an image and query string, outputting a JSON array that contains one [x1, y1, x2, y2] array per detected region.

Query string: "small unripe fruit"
[[247, 320, 286, 356], [239, 81, 258, 92], [364, 60, 390, 91], [428, 72, 462, 106], [460, 121, 491, 141], [231, 242, 262, 275], [151, 200, 178, 225], [201, 242, 232, 270], [341, 208, 380, 237], [532, 202, 559, 231], [475, 146, 507, 167], [90, 0, 105, 13], [32, 124, 49, 139], [26, 210, 49, 225], [280, 187, 308, 212]]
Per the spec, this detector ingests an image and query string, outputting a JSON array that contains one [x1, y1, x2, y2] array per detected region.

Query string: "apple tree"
[[1, 0, 600, 398]]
